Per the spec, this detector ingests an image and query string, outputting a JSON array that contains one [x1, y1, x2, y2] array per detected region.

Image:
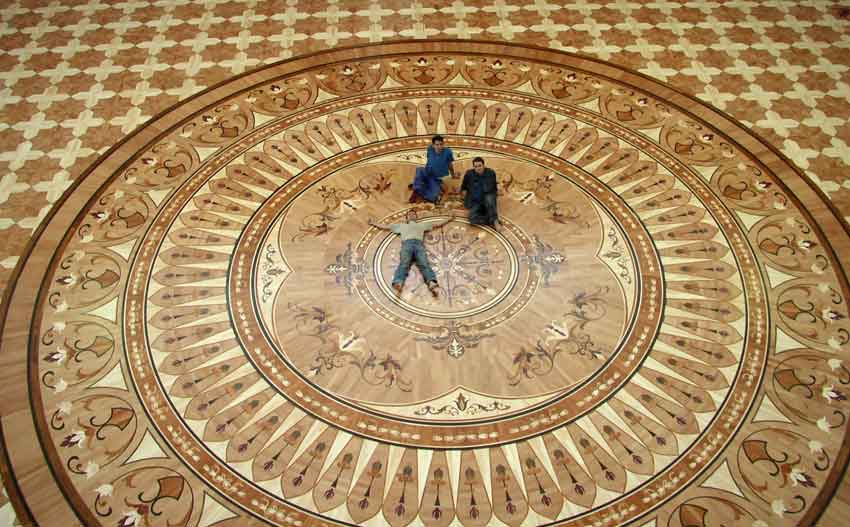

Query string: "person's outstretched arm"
[[368, 218, 394, 230]]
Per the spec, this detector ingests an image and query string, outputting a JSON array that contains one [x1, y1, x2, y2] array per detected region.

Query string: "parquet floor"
[[2, 2, 850, 526]]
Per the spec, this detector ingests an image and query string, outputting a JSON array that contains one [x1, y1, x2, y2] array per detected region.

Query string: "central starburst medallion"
[[374, 216, 519, 318]]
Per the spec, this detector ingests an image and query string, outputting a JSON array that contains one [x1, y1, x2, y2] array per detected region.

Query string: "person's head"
[[405, 209, 418, 222], [432, 135, 445, 153], [472, 157, 486, 175]]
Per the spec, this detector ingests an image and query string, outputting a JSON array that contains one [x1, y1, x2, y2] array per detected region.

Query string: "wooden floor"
[[1, 6, 850, 527]]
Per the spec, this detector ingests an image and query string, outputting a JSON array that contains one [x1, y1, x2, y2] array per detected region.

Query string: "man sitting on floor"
[[410, 135, 456, 203], [461, 156, 499, 227], [368, 209, 455, 297]]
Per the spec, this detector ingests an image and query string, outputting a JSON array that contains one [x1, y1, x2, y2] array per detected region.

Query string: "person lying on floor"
[[368, 209, 455, 297], [410, 134, 456, 203]]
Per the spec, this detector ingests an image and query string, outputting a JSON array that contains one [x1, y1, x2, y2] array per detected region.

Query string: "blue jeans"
[[413, 166, 443, 202], [392, 239, 437, 286]]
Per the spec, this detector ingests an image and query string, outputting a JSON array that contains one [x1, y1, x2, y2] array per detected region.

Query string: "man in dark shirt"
[[460, 157, 499, 227]]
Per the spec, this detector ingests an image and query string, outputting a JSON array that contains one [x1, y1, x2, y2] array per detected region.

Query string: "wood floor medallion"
[[2, 41, 850, 527]]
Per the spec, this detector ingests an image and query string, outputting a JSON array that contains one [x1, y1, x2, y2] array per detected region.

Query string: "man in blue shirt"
[[461, 157, 499, 227], [410, 135, 456, 203]]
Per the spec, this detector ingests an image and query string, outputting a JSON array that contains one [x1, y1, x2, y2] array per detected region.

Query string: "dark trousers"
[[468, 193, 498, 226]]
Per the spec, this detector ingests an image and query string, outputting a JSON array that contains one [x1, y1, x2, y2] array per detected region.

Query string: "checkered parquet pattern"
[[1, 1, 850, 524]]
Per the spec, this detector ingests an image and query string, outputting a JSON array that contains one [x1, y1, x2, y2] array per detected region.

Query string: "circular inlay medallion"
[[220, 139, 664, 445], [372, 216, 519, 319], [5, 41, 850, 527]]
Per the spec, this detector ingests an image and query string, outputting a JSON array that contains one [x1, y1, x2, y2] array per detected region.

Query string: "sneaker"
[[392, 283, 403, 296], [427, 281, 439, 298]]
